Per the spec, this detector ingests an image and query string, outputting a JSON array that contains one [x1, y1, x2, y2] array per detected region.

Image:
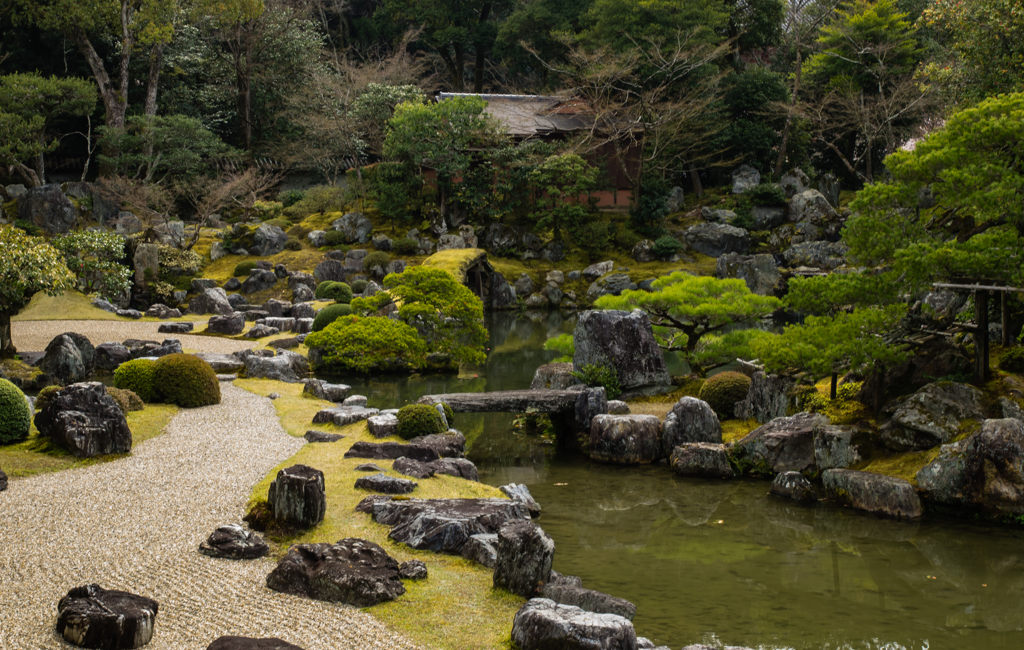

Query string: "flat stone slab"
[[354, 472, 418, 495], [196, 353, 245, 373], [312, 405, 379, 426], [417, 390, 582, 413], [823, 469, 922, 519], [355, 463, 385, 472], [303, 430, 344, 443], [207, 637, 306, 650], [371, 498, 531, 553], [57, 584, 159, 649], [344, 441, 440, 463]]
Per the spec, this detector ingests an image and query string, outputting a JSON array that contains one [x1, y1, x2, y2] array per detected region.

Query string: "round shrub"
[[652, 235, 683, 259], [284, 237, 303, 251], [350, 279, 368, 294], [321, 281, 353, 304], [396, 404, 446, 440], [392, 237, 419, 255], [311, 303, 354, 332], [106, 387, 144, 413], [277, 189, 305, 208], [113, 359, 157, 403], [233, 261, 257, 277], [698, 371, 752, 419], [152, 354, 221, 408], [324, 230, 348, 247], [35, 385, 60, 412], [1001, 347, 1024, 374], [264, 218, 291, 229], [363, 251, 391, 270], [0, 378, 31, 445]]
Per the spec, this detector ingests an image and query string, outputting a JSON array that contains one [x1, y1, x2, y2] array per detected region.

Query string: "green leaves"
[[304, 316, 428, 373], [52, 231, 133, 303], [97, 114, 236, 183], [0, 225, 75, 314], [528, 153, 600, 239]]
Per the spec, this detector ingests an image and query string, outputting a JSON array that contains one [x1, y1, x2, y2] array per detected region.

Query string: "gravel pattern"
[[0, 384, 423, 650], [11, 320, 255, 355]]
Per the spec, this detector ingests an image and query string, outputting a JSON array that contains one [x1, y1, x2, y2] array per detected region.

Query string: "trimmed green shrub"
[[350, 279, 368, 294], [1001, 347, 1024, 373], [106, 387, 144, 413], [0, 378, 31, 444], [311, 303, 354, 332], [113, 359, 157, 403], [363, 251, 391, 270], [304, 316, 427, 372], [233, 261, 257, 277], [320, 281, 353, 304], [572, 363, 622, 400], [698, 371, 752, 419], [35, 385, 60, 412], [284, 237, 303, 251], [277, 189, 306, 208], [314, 281, 332, 299], [324, 230, 348, 247], [396, 403, 446, 440], [392, 237, 419, 255], [152, 353, 221, 408], [747, 183, 787, 206], [264, 218, 291, 229], [652, 235, 683, 259]]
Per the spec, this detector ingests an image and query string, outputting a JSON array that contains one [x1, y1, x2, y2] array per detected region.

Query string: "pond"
[[323, 313, 1024, 650]]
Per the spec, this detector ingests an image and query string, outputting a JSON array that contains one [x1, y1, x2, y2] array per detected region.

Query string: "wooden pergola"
[[932, 282, 1024, 382]]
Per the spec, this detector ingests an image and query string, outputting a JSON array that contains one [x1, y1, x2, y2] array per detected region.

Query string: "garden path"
[[11, 320, 256, 356]]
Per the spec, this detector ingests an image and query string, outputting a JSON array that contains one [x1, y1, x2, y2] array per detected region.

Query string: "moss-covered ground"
[[13, 290, 201, 322], [235, 379, 521, 650]]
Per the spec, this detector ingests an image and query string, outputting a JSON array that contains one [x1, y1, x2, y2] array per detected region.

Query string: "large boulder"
[[241, 269, 278, 294], [252, 224, 288, 256], [331, 212, 373, 243], [813, 424, 862, 470], [917, 418, 1024, 517], [266, 537, 405, 606], [589, 414, 663, 465], [779, 168, 810, 197], [18, 184, 76, 234], [56, 584, 158, 649], [145, 303, 182, 319], [662, 396, 721, 454], [207, 313, 245, 335], [715, 253, 783, 296], [531, 363, 583, 390], [769, 471, 817, 504], [750, 206, 787, 230], [511, 598, 637, 650], [731, 412, 829, 474], [789, 189, 841, 238], [731, 164, 760, 194], [189, 288, 234, 316], [313, 259, 347, 283], [35, 382, 132, 458], [573, 310, 671, 391], [879, 382, 984, 451], [493, 521, 555, 598], [782, 241, 848, 270], [491, 272, 517, 309], [541, 573, 636, 620], [669, 443, 733, 479], [94, 343, 132, 371], [684, 223, 750, 258], [371, 498, 531, 553], [734, 372, 795, 423], [244, 354, 301, 383], [585, 273, 637, 302], [198, 524, 269, 560], [39, 332, 95, 385], [267, 464, 326, 528], [207, 638, 306, 650], [823, 469, 923, 519]]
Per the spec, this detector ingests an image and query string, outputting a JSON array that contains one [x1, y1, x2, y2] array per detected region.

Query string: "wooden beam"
[[1003, 291, 1011, 347], [933, 283, 1024, 293], [975, 289, 990, 382]]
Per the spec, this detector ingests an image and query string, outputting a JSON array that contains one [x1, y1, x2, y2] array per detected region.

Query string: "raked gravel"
[[0, 383, 423, 650], [11, 320, 255, 356]]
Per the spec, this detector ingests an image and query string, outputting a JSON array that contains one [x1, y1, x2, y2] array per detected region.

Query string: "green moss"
[[152, 354, 221, 408], [396, 404, 447, 440], [1000, 347, 1024, 374], [0, 378, 31, 445], [114, 359, 157, 403], [233, 261, 258, 277]]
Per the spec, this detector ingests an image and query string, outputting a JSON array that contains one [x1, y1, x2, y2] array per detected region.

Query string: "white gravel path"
[[0, 383, 423, 650], [11, 320, 255, 355]]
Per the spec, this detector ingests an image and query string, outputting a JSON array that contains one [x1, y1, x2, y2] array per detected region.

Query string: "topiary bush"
[[392, 237, 419, 255], [319, 281, 353, 304], [284, 237, 303, 251], [277, 189, 306, 208], [324, 230, 348, 247], [113, 359, 157, 403], [652, 235, 683, 259], [396, 403, 446, 440], [363, 251, 391, 270], [304, 316, 427, 372], [152, 353, 221, 408], [311, 303, 354, 332], [698, 371, 752, 419], [350, 279, 368, 294], [1001, 347, 1024, 373], [0, 378, 31, 445], [106, 387, 144, 413], [233, 261, 258, 277]]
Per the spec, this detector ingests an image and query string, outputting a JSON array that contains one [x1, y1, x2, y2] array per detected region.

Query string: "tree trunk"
[[68, 27, 128, 130], [144, 42, 166, 117], [35, 132, 46, 185], [473, 2, 493, 93], [830, 372, 838, 400], [774, 49, 802, 176], [689, 163, 703, 198], [0, 311, 15, 359]]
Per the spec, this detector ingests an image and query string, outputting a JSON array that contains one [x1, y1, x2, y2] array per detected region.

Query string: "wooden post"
[[975, 289, 990, 382], [1002, 291, 1011, 347], [830, 372, 838, 400]]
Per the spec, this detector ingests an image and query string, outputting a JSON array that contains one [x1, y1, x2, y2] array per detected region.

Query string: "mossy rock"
[[0, 378, 31, 445], [396, 404, 447, 440], [698, 371, 752, 420], [152, 354, 221, 408]]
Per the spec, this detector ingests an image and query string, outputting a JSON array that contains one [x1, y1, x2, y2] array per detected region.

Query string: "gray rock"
[[198, 524, 269, 560], [241, 269, 278, 294], [631, 240, 656, 263], [515, 273, 536, 297], [731, 164, 760, 194], [224, 277, 242, 291], [34, 382, 131, 458], [267, 464, 326, 528], [585, 273, 636, 302], [258, 317, 295, 332], [331, 212, 373, 243], [1001, 397, 1024, 422], [734, 372, 795, 423], [701, 207, 739, 224], [304, 430, 344, 443], [783, 241, 848, 270], [392, 457, 436, 479], [530, 363, 582, 390], [525, 293, 548, 308], [158, 322, 193, 334], [814, 424, 862, 470], [542, 574, 636, 620], [685, 222, 750, 258], [500, 483, 542, 517], [371, 498, 531, 553], [342, 394, 368, 407], [567, 270, 581, 281], [664, 186, 685, 213], [302, 379, 351, 402], [670, 442, 733, 479], [116, 309, 142, 320], [266, 537, 404, 606], [880, 382, 984, 451], [399, 559, 428, 580], [244, 354, 299, 382], [18, 184, 76, 234], [575, 387, 608, 432], [292, 284, 314, 303], [789, 189, 837, 226], [189, 288, 234, 316], [589, 414, 663, 465], [195, 353, 245, 373], [367, 413, 399, 438], [191, 278, 217, 292], [541, 240, 566, 263], [92, 298, 118, 313], [823, 469, 923, 519], [313, 259, 346, 283], [818, 172, 840, 208], [430, 457, 479, 481], [207, 313, 245, 335], [94, 343, 132, 371], [355, 472, 417, 495], [355, 463, 384, 472], [769, 471, 816, 504], [779, 168, 810, 197], [511, 598, 637, 650], [246, 325, 280, 339], [573, 310, 670, 390], [4, 184, 27, 200], [715, 253, 783, 296], [313, 405, 381, 427], [344, 441, 439, 462], [408, 431, 466, 459], [662, 397, 722, 454], [607, 400, 629, 414], [731, 412, 829, 474], [491, 272, 517, 310], [290, 302, 316, 320], [493, 521, 555, 598], [39, 333, 95, 385], [462, 533, 499, 568], [582, 261, 614, 280], [0, 466, 6, 491], [206, 637, 305, 650], [307, 230, 326, 247], [750, 206, 786, 230], [481, 223, 519, 254], [56, 585, 158, 650], [209, 241, 227, 261], [133, 243, 160, 285], [437, 234, 466, 250]]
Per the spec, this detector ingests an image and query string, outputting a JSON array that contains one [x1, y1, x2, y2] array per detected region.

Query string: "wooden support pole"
[[975, 289, 990, 383], [1003, 291, 1011, 347]]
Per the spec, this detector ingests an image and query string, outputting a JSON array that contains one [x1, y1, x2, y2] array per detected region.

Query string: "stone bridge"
[[416, 389, 583, 413]]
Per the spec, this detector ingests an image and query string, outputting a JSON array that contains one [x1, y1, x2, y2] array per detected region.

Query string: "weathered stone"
[[1001, 397, 1024, 422], [56, 584, 158, 649], [493, 521, 555, 598], [355, 472, 418, 494], [313, 259, 346, 283], [731, 164, 760, 194], [241, 269, 278, 294], [92, 298, 119, 314], [261, 299, 292, 318], [194, 353, 245, 373], [669, 443, 733, 479], [750, 206, 786, 230], [206, 637, 305, 650], [530, 363, 582, 390], [715, 253, 783, 296], [430, 457, 479, 481], [302, 378, 351, 402], [198, 524, 269, 560], [419, 390, 582, 414], [575, 387, 608, 432], [367, 413, 399, 438], [312, 405, 380, 427], [524, 293, 547, 308], [731, 412, 829, 474], [734, 372, 796, 423], [116, 309, 142, 320], [573, 310, 671, 390], [345, 441, 440, 462], [0, 466, 6, 491], [542, 574, 636, 620], [664, 186, 685, 214], [133, 242, 160, 286], [779, 168, 810, 197], [355, 463, 384, 472], [684, 222, 750, 258], [631, 240, 656, 263], [158, 322, 193, 334], [266, 537, 404, 606], [823, 469, 923, 519], [789, 189, 837, 226], [303, 430, 344, 443], [814, 424, 862, 470], [511, 598, 637, 650], [490, 272, 517, 309], [589, 414, 663, 465], [397, 559, 428, 580], [371, 498, 530, 553], [267, 464, 326, 528], [189, 288, 234, 316], [462, 533, 499, 568], [607, 400, 629, 414], [769, 471, 817, 504], [392, 457, 435, 479], [207, 313, 245, 335], [331, 212, 373, 243], [701, 207, 739, 224], [500, 483, 541, 517], [818, 173, 840, 208], [94, 343, 132, 371], [880, 382, 984, 451], [247, 325, 281, 340], [783, 241, 848, 270], [244, 354, 301, 381], [582, 261, 614, 280], [408, 431, 465, 458], [513, 273, 535, 298], [585, 273, 637, 302], [18, 184, 76, 234], [662, 397, 722, 454], [39, 333, 95, 385]]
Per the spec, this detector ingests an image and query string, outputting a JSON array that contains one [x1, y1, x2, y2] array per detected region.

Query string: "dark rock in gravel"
[[371, 498, 531, 553], [511, 598, 637, 650], [500, 483, 542, 517], [823, 469, 922, 519], [244, 354, 298, 381], [207, 637, 306, 650], [34, 382, 132, 458], [0, 466, 7, 491], [542, 574, 636, 620], [493, 521, 555, 598], [198, 524, 269, 560], [266, 537, 405, 606], [145, 304, 181, 319], [56, 584, 158, 649], [94, 343, 132, 371], [731, 412, 829, 474], [398, 560, 428, 580], [880, 382, 984, 451], [769, 471, 817, 504], [267, 464, 326, 528], [461, 533, 499, 568], [355, 472, 417, 495], [207, 313, 245, 335], [303, 430, 344, 443], [344, 441, 440, 463], [670, 443, 734, 479], [355, 464, 385, 473], [589, 414, 663, 465], [157, 322, 193, 334], [662, 397, 721, 454], [40, 333, 95, 385], [573, 310, 670, 391]]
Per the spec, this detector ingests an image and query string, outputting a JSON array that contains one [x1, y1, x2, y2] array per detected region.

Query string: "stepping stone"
[[199, 524, 269, 560], [344, 441, 439, 462], [304, 430, 344, 443], [207, 638, 306, 650], [355, 472, 417, 495], [57, 584, 159, 649], [266, 538, 405, 607]]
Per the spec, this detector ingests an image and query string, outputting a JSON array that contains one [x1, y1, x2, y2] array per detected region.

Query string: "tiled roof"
[[437, 93, 592, 137]]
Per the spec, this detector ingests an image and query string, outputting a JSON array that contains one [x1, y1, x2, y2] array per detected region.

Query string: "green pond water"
[[327, 313, 1024, 650]]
